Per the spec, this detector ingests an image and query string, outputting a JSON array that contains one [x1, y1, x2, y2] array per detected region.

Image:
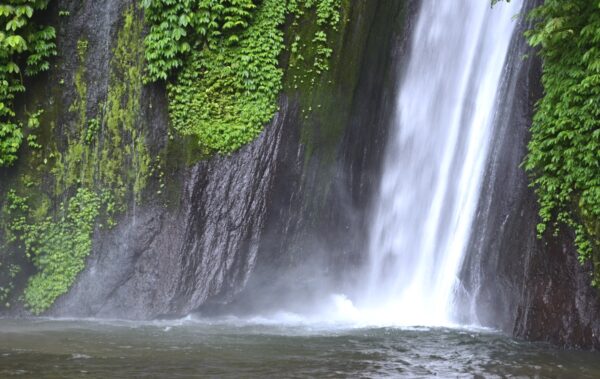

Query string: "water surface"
[[1, 318, 599, 378]]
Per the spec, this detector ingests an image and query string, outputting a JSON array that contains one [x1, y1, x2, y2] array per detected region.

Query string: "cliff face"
[[0, 0, 411, 319], [459, 0, 600, 349], [221, 1, 415, 315], [1, 0, 598, 349]]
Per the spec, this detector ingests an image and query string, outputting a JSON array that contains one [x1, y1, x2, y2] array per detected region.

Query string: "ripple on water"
[[70, 354, 91, 360], [0, 319, 598, 378]]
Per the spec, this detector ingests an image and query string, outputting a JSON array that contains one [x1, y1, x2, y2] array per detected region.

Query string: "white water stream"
[[347, 0, 523, 326]]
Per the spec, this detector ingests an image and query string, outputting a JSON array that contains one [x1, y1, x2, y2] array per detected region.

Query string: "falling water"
[[358, 0, 523, 326]]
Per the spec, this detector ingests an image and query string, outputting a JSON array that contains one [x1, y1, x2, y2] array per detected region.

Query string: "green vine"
[[167, 0, 286, 154], [142, 0, 342, 155], [142, 0, 256, 82], [0, 0, 56, 167], [5, 188, 101, 314], [523, 0, 600, 285]]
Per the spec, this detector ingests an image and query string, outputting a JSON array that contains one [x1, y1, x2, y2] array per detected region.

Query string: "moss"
[[53, 7, 150, 208], [281, 0, 357, 167], [0, 6, 154, 313], [54, 37, 90, 194], [285, 0, 407, 219], [284, 0, 344, 95], [69, 39, 88, 125], [101, 7, 150, 205]]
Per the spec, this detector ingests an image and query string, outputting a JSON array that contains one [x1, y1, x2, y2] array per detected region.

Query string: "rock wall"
[[220, 0, 415, 315], [1, 0, 412, 319], [459, 0, 600, 349]]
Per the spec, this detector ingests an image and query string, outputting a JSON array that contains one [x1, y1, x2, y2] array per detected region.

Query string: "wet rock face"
[[47, 0, 296, 318], [514, 233, 600, 349], [53, 100, 292, 319], [50, 0, 412, 319], [231, 0, 415, 313], [459, 0, 600, 349]]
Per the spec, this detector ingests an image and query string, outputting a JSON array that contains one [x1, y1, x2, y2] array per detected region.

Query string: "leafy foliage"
[[5, 188, 101, 314], [0, 258, 19, 308], [142, 0, 342, 154], [0, 6, 154, 314], [167, 0, 286, 153], [288, 0, 340, 77], [142, 0, 255, 82], [0, 0, 56, 167], [522, 0, 600, 285]]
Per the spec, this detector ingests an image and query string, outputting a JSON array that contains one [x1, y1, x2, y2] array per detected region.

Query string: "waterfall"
[[358, 0, 523, 326]]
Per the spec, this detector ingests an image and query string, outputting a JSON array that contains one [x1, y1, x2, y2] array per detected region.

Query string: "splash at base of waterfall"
[[221, 294, 470, 329], [321, 294, 462, 328]]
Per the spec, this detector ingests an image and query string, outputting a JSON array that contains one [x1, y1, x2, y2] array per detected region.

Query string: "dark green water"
[[1, 318, 599, 378]]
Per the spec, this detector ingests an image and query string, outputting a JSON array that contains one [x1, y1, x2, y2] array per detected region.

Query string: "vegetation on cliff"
[[142, 0, 341, 154], [0, 0, 56, 167], [1, 6, 152, 314], [522, 0, 600, 285], [5, 189, 101, 314], [0, 0, 343, 314]]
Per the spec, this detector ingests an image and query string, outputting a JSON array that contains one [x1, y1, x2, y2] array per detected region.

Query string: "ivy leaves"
[[6, 189, 101, 314], [166, 0, 286, 154], [0, 0, 56, 167], [25, 25, 56, 75], [524, 0, 600, 285], [142, 0, 195, 81], [142, 0, 342, 155], [142, 0, 255, 82]]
